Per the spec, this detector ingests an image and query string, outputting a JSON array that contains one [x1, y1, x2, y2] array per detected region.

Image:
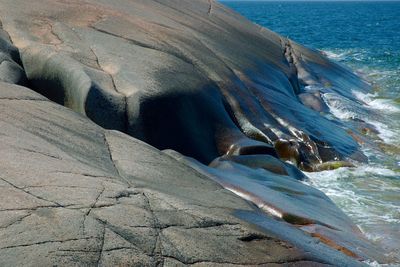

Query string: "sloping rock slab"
[[0, 0, 386, 266], [0, 0, 371, 168], [0, 82, 367, 266], [166, 151, 386, 264]]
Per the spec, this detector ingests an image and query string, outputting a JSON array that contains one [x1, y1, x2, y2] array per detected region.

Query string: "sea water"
[[224, 1, 400, 264]]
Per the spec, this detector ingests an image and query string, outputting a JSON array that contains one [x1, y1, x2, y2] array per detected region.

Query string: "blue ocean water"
[[225, 1, 400, 99], [224, 1, 400, 264]]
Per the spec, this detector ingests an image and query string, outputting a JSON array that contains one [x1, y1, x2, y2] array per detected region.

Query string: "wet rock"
[[377, 142, 400, 155], [178, 157, 358, 232], [274, 139, 301, 165], [167, 151, 386, 263], [314, 161, 355, 171], [300, 224, 387, 263], [0, 0, 386, 266], [225, 138, 278, 157], [299, 91, 330, 113], [235, 211, 371, 267], [210, 154, 306, 180]]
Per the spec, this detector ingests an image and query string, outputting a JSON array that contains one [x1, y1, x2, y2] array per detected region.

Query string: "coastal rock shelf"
[[0, 0, 388, 266]]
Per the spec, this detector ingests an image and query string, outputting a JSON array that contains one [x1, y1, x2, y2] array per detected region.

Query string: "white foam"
[[323, 50, 348, 60], [326, 104, 356, 120], [306, 165, 398, 184], [364, 260, 382, 267], [321, 48, 359, 62], [353, 90, 400, 113], [364, 260, 400, 267], [352, 90, 377, 103], [305, 165, 400, 227], [367, 120, 399, 144], [322, 89, 400, 144], [352, 93, 400, 144], [369, 99, 400, 113], [303, 84, 324, 92], [322, 92, 371, 120], [319, 47, 400, 265]]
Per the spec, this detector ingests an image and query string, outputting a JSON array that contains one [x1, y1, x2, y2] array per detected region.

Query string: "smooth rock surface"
[[0, 81, 372, 266], [0, 0, 371, 168], [0, 1, 386, 266], [166, 151, 386, 264]]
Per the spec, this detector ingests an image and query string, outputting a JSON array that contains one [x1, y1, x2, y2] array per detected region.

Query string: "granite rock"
[[0, 0, 386, 266]]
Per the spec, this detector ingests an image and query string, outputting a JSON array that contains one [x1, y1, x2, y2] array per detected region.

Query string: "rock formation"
[[0, 0, 387, 266]]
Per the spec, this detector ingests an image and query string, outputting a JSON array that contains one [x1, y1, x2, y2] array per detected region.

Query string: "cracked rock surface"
[[0, 0, 387, 266], [0, 82, 339, 266]]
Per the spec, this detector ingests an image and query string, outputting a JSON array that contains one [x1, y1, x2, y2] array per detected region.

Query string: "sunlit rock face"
[[0, 0, 370, 169], [0, 0, 387, 266]]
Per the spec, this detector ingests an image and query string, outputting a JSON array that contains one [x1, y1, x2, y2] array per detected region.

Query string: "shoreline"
[[0, 0, 398, 265]]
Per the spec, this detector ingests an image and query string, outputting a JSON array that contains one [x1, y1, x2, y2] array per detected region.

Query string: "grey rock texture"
[[0, 0, 387, 266], [0, 0, 369, 169], [0, 82, 345, 266]]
